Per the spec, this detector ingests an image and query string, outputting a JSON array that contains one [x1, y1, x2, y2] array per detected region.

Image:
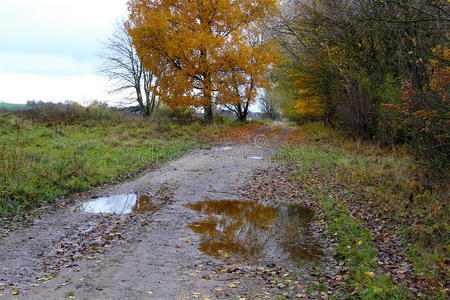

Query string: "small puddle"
[[213, 146, 233, 151], [185, 200, 322, 264], [75, 194, 158, 214], [246, 156, 265, 160]]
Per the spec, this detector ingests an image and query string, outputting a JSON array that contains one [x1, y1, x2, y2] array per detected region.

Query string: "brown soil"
[[1, 126, 330, 300]]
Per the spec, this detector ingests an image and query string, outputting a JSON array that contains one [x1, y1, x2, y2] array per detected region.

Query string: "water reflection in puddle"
[[213, 146, 233, 151], [246, 156, 265, 160], [76, 194, 157, 214], [185, 200, 322, 264]]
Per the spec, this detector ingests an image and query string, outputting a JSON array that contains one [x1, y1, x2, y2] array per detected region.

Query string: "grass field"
[[278, 123, 449, 299], [0, 114, 249, 219]]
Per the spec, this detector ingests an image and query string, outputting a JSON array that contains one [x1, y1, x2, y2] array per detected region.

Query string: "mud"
[[186, 200, 322, 264], [0, 126, 327, 299]]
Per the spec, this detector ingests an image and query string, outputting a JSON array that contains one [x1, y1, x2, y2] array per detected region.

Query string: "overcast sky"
[[0, 0, 129, 104]]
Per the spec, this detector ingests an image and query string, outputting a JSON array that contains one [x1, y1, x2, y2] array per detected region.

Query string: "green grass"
[[0, 114, 233, 219], [277, 123, 449, 299], [318, 191, 406, 299], [0, 103, 31, 111]]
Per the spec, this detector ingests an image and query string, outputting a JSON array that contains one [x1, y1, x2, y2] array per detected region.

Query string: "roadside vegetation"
[[278, 123, 449, 299], [271, 0, 449, 175], [0, 104, 257, 220], [1, 0, 447, 297]]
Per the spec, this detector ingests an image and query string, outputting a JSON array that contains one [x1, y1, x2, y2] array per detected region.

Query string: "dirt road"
[[0, 126, 326, 299]]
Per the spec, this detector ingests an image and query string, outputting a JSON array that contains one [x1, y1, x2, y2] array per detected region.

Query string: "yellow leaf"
[[365, 271, 375, 277], [10, 289, 20, 295]]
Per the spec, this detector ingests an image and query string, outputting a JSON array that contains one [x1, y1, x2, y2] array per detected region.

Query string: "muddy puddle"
[[246, 156, 265, 160], [213, 146, 233, 151], [185, 200, 322, 265], [75, 194, 158, 214]]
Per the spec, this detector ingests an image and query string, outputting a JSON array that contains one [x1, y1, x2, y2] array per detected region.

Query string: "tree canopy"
[[127, 0, 279, 123]]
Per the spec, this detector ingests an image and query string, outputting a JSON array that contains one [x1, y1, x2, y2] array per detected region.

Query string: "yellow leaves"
[[294, 96, 325, 119], [365, 271, 375, 277], [128, 0, 278, 109], [428, 46, 450, 100], [192, 291, 210, 299], [10, 289, 20, 295]]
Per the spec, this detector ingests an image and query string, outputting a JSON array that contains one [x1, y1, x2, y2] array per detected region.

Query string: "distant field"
[[0, 103, 32, 111]]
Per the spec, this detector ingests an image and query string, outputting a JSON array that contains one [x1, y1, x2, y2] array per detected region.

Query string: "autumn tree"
[[127, 0, 277, 123], [218, 27, 279, 122], [99, 21, 159, 117], [271, 0, 449, 168]]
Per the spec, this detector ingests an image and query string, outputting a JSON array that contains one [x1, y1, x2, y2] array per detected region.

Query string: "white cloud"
[[0, 73, 127, 104], [0, 0, 128, 57], [0, 53, 94, 75], [0, 0, 129, 103]]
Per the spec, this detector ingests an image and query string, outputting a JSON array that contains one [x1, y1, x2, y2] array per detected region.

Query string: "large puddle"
[[75, 194, 158, 214], [185, 200, 322, 264]]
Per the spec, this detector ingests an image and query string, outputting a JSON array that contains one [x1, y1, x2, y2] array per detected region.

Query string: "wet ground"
[[185, 200, 322, 265], [0, 126, 330, 299], [75, 194, 159, 214]]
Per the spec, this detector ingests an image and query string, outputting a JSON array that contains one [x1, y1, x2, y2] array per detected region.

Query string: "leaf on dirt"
[[10, 289, 20, 295], [364, 271, 375, 277], [146, 291, 153, 295], [227, 284, 237, 288]]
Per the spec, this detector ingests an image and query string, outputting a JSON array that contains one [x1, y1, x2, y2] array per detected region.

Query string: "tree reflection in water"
[[186, 200, 322, 264]]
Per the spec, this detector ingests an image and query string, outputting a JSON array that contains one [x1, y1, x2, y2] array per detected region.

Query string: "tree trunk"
[[204, 103, 213, 124], [203, 74, 214, 124]]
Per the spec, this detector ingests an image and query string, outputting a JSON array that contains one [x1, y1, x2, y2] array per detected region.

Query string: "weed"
[[0, 114, 244, 219], [278, 123, 449, 299]]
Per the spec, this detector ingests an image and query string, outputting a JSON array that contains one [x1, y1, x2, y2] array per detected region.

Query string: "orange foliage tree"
[[127, 0, 277, 123], [217, 28, 280, 121], [384, 47, 450, 169]]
